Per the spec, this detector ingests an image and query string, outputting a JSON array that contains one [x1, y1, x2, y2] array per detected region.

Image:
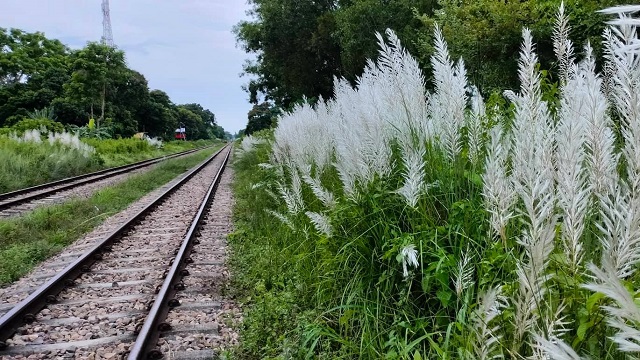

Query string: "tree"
[[245, 102, 279, 135], [0, 28, 70, 126], [0, 28, 68, 86], [415, 0, 630, 92], [0, 27, 222, 139], [234, 0, 342, 108], [64, 42, 126, 127], [138, 90, 177, 139], [334, 0, 436, 78], [175, 106, 206, 140]]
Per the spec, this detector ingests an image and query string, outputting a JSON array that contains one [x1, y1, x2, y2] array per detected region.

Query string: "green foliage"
[[0, 128, 218, 192], [235, 0, 630, 104], [11, 118, 64, 134], [234, 0, 342, 107], [244, 102, 279, 135], [68, 123, 113, 139], [27, 106, 56, 121], [414, 0, 628, 92]]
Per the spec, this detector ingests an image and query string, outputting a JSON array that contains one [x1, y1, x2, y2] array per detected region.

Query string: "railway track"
[[0, 145, 213, 219], [0, 144, 236, 359]]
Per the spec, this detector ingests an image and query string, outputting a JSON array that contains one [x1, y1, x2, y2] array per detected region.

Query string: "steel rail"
[[0, 144, 214, 210], [0, 144, 229, 348], [127, 145, 231, 359]]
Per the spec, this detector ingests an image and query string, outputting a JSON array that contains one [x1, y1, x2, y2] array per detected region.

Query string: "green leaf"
[[586, 292, 605, 313], [437, 289, 452, 307], [413, 350, 423, 360], [577, 321, 589, 341]]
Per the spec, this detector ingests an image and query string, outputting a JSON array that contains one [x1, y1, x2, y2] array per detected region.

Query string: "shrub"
[[11, 118, 65, 134]]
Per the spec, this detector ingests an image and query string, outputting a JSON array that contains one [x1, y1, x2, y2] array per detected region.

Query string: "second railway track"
[[0, 145, 214, 218], [0, 144, 233, 359]]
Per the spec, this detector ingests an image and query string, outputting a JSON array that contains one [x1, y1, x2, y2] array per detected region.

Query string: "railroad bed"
[[0, 146, 212, 219], [0, 144, 240, 359]]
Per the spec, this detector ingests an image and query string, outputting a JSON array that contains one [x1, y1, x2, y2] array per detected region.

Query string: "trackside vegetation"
[[0, 145, 221, 284], [229, 4, 640, 359], [0, 129, 215, 193]]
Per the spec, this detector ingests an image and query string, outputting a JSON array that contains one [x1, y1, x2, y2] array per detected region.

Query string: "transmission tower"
[[101, 0, 114, 47]]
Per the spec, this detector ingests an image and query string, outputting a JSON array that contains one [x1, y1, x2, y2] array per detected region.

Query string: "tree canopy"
[[235, 0, 629, 106], [0, 27, 227, 140]]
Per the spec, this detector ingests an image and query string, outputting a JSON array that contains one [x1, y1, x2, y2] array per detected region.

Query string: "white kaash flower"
[[266, 209, 295, 231], [454, 250, 474, 296], [305, 211, 333, 238], [400, 244, 419, 278]]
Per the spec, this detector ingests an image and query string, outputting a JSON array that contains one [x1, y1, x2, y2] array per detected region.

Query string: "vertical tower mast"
[[101, 0, 114, 47]]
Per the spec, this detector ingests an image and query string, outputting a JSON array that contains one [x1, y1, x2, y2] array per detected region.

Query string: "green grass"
[[0, 145, 222, 284], [85, 138, 216, 167], [0, 134, 220, 193]]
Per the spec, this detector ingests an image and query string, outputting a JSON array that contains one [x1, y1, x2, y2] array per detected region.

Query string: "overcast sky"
[[0, 0, 255, 133]]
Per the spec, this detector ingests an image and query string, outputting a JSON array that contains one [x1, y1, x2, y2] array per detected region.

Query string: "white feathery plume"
[[553, 2, 575, 83], [266, 209, 295, 231], [555, 50, 592, 273], [430, 24, 468, 162], [396, 146, 426, 208], [236, 135, 265, 157], [375, 29, 431, 148], [595, 188, 640, 279], [467, 85, 486, 165], [250, 182, 266, 190], [533, 335, 586, 360], [482, 125, 516, 243], [601, 9, 640, 196], [265, 189, 280, 203], [277, 170, 304, 216], [508, 28, 557, 348], [400, 244, 419, 278], [583, 262, 640, 353], [472, 287, 506, 360], [599, 5, 640, 15], [582, 41, 619, 198], [596, 6, 640, 281], [454, 249, 474, 296], [302, 173, 336, 209], [305, 211, 333, 238]]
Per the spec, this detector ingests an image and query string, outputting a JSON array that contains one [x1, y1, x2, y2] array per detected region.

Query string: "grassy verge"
[[0, 145, 222, 284], [87, 138, 217, 167], [0, 133, 220, 193], [227, 139, 315, 359]]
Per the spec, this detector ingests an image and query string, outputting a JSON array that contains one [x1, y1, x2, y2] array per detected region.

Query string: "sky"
[[0, 0, 255, 133]]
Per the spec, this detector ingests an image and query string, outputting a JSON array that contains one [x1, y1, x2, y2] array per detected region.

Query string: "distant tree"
[[245, 102, 279, 135], [0, 28, 69, 86], [64, 42, 126, 128], [0, 28, 70, 126], [175, 106, 207, 140]]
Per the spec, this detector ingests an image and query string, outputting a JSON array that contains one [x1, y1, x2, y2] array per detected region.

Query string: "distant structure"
[[101, 0, 114, 47]]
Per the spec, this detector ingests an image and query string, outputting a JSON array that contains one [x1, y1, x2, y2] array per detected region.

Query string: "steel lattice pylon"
[[101, 0, 114, 47]]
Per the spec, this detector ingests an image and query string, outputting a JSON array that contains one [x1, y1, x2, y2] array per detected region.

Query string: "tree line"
[[234, 0, 629, 113], [0, 28, 227, 140]]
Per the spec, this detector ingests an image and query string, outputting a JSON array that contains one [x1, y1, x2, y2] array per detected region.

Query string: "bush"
[[11, 118, 65, 134]]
